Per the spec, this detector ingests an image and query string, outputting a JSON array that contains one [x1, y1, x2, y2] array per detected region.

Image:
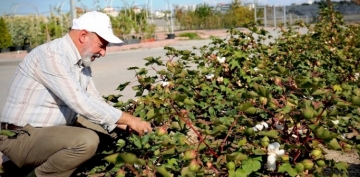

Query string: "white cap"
[[71, 11, 123, 44]]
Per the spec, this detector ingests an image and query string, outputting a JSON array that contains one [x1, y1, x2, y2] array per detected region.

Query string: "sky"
[[0, 0, 334, 16]]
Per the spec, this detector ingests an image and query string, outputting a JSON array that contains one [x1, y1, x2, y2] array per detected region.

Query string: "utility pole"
[[70, 0, 77, 21]]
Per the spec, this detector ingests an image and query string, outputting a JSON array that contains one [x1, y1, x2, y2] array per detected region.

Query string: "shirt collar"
[[63, 33, 82, 66]]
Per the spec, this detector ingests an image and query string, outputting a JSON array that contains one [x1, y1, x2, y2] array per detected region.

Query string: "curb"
[[0, 39, 186, 60]]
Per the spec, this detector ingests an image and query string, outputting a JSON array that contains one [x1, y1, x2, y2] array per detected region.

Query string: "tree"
[[224, 0, 254, 28], [0, 17, 12, 49], [194, 3, 212, 29]]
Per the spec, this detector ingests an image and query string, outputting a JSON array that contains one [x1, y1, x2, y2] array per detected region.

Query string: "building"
[[103, 7, 119, 16]]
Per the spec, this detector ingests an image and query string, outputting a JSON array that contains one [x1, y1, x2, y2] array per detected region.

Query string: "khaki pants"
[[0, 116, 115, 177]]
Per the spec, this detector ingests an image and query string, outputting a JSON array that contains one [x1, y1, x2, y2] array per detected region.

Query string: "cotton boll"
[[267, 154, 277, 171], [161, 81, 169, 87], [268, 142, 280, 152], [331, 120, 339, 125], [297, 130, 304, 135], [205, 74, 214, 79], [255, 124, 264, 131], [276, 149, 285, 157], [261, 122, 269, 129], [217, 57, 226, 63]]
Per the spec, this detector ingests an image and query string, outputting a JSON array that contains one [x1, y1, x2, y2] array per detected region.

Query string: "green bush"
[[87, 6, 360, 177], [177, 32, 201, 40], [0, 17, 12, 49]]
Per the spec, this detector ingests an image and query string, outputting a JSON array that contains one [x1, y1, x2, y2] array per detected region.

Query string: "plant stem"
[[171, 104, 219, 158], [220, 119, 237, 152]]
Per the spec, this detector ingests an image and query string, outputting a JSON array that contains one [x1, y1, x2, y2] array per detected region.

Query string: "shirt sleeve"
[[86, 73, 118, 131], [86, 73, 106, 101], [34, 50, 121, 132]]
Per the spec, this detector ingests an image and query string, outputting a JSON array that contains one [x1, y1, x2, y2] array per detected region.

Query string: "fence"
[[254, 4, 360, 27]]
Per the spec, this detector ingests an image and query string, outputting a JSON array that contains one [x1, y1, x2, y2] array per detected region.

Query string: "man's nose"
[[100, 48, 106, 57]]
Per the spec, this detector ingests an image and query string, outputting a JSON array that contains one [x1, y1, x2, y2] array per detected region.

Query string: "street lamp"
[[57, 0, 88, 35], [106, 0, 114, 7], [146, 0, 154, 23], [57, 0, 69, 35], [166, 0, 174, 36]]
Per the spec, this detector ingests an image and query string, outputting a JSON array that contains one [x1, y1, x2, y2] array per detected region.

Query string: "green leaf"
[[336, 101, 351, 108], [259, 130, 279, 139], [334, 162, 349, 172], [184, 98, 195, 105], [253, 148, 266, 155], [312, 89, 328, 96], [314, 127, 338, 140], [239, 102, 253, 111], [351, 96, 360, 106], [117, 153, 138, 164], [242, 159, 261, 175], [141, 134, 150, 145], [181, 167, 189, 177], [104, 153, 119, 164], [146, 109, 156, 119], [167, 158, 178, 167], [244, 107, 257, 115], [116, 82, 130, 91], [277, 65, 287, 74], [235, 168, 248, 177], [278, 163, 298, 177], [238, 138, 247, 146], [161, 147, 176, 155], [130, 134, 142, 148], [327, 138, 342, 150], [333, 85, 342, 92], [156, 166, 172, 177], [116, 139, 126, 149], [281, 105, 292, 114], [248, 91, 258, 97], [209, 107, 215, 117], [234, 153, 248, 161]]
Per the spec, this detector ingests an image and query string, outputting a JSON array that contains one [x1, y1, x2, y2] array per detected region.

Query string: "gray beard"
[[81, 40, 94, 67], [81, 57, 92, 67]]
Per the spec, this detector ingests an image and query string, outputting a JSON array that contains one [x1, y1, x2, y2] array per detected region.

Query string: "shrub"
[[0, 17, 12, 49], [90, 6, 360, 177], [177, 32, 201, 40]]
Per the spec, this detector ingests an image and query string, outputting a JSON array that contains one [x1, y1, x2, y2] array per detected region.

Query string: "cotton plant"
[[267, 142, 285, 171]]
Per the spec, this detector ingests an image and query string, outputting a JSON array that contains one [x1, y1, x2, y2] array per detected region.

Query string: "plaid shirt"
[[0, 34, 121, 132]]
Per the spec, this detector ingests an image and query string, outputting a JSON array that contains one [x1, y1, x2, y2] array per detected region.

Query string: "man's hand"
[[116, 112, 152, 136]]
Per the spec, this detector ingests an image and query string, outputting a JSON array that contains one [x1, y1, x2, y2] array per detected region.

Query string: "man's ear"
[[79, 30, 88, 44]]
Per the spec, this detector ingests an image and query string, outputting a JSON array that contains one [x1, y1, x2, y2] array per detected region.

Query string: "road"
[[0, 39, 213, 112], [0, 27, 310, 112]]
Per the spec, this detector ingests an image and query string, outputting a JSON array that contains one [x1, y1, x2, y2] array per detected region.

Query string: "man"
[[0, 11, 152, 176]]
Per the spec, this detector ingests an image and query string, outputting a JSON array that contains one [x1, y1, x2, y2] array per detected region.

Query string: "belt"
[[0, 122, 23, 130]]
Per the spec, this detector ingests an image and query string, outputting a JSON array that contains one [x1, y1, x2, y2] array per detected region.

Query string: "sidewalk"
[[0, 29, 230, 60]]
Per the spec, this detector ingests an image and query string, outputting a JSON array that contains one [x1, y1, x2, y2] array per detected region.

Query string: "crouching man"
[[0, 11, 151, 177]]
